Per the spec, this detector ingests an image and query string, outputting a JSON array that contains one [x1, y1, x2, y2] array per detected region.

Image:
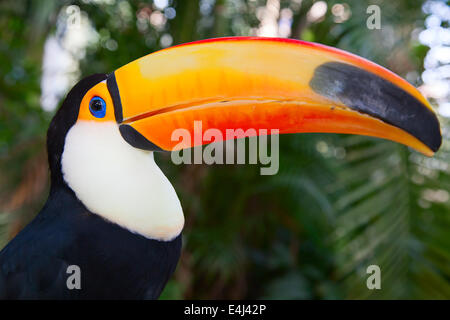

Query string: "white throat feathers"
[[61, 121, 184, 241]]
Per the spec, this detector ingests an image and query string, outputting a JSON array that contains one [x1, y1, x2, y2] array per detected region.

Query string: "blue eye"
[[89, 96, 106, 118]]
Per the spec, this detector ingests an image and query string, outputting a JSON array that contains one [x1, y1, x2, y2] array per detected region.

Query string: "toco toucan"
[[0, 37, 442, 299]]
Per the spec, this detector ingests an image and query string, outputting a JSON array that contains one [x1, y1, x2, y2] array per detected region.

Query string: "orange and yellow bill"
[[93, 37, 441, 156]]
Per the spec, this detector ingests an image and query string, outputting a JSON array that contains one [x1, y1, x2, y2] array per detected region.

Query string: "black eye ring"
[[89, 96, 106, 118]]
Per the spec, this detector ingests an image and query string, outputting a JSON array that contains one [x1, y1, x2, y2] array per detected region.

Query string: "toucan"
[[0, 37, 442, 299]]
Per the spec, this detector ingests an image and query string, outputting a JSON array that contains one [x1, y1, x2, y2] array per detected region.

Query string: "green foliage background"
[[0, 0, 449, 299]]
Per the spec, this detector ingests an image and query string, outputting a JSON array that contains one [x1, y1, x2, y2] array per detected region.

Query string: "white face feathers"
[[61, 121, 184, 241]]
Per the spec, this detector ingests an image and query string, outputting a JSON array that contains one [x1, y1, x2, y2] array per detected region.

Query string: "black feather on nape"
[[47, 74, 107, 190]]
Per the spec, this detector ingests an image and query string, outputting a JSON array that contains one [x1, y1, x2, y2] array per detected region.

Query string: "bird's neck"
[[59, 121, 185, 241], [44, 182, 86, 216]]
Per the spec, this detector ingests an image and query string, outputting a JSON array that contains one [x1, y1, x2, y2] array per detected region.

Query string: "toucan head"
[[47, 37, 442, 241]]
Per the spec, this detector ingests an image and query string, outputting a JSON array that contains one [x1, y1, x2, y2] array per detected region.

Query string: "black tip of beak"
[[310, 62, 442, 152]]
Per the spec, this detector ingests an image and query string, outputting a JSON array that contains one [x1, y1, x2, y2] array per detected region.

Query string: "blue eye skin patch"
[[89, 96, 107, 118]]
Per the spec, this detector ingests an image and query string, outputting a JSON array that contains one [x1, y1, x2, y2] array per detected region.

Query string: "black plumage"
[[0, 74, 182, 299]]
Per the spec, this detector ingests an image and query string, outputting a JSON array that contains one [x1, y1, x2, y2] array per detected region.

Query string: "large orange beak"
[[105, 37, 441, 156]]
